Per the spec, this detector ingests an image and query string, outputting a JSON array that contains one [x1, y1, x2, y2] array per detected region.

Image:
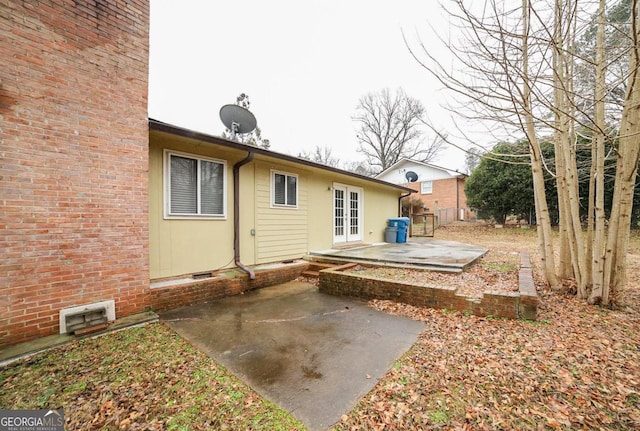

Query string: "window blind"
[[170, 155, 197, 213]]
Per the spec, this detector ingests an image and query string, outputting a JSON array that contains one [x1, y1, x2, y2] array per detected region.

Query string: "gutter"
[[149, 119, 413, 195], [233, 151, 255, 280]]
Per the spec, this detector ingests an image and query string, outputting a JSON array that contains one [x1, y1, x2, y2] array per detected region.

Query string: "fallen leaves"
[[344, 249, 519, 299], [335, 225, 640, 431]]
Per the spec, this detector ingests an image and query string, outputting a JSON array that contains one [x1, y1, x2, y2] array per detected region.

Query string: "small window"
[[272, 170, 298, 208], [421, 180, 433, 194], [165, 151, 226, 218]]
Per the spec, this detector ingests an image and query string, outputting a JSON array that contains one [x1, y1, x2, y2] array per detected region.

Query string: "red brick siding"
[[0, 0, 150, 348], [407, 177, 469, 219]]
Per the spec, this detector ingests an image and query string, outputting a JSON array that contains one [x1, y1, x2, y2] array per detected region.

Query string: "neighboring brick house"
[[376, 159, 470, 224], [1, 1, 150, 348]]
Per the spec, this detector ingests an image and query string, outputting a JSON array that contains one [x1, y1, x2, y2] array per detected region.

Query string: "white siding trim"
[[270, 169, 299, 209]]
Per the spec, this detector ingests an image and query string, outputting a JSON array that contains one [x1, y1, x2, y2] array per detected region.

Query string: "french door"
[[333, 184, 362, 243]]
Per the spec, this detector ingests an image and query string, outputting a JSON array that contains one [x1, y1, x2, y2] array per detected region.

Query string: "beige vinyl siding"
[[149, 131, 255, 279], [305, 170, 401, 248], [360, 186, 401, 241], [149, 127, 409, 279], [254, 162, 308, 263]]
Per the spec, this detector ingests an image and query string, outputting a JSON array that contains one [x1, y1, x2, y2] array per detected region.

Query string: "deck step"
[[309, 262, 338, 270], [302, 262, 341, 278]]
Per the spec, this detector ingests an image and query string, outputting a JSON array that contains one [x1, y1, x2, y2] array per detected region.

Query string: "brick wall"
[[407, 176, 468, 216], [0, 0, 150, 348], [319, 252, 538, 320], [150, 262, 308, 312]]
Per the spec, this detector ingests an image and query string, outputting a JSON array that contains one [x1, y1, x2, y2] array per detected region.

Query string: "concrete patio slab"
[[160, 281, 424, 431], [310, 238, 488, 272]]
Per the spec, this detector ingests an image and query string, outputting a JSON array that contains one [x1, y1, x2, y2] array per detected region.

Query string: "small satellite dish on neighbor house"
[[405, 171, 419, 182], [219, 104, 257, 141]]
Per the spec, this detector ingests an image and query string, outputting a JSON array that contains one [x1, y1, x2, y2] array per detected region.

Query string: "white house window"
[[272, 170, 297, 208], [165, 151, 226, 218], [421, 180, 433, 194]]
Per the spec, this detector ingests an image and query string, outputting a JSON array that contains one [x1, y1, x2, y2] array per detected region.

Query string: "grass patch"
[[480, 261, 517, 273], [0, 323, 304, 430], [429, 409, 449, 424]]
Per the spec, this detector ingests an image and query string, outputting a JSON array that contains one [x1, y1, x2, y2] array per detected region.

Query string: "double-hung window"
[[165, 150, 226, 218], [421, 180, 433, 194], [271, 170, 297, 208]]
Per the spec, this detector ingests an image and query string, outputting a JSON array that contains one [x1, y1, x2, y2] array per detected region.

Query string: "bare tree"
[[597, 0, 640, 304], [522, 0, 559, 290], [352, 88, 444, 173], [464, 147, 483, 174], [574, 0, 631, 125], [342, 160, 377, 177], [589, 0, 608, 302], [298, 145, 340, 168], [407, 0, 639, 306]]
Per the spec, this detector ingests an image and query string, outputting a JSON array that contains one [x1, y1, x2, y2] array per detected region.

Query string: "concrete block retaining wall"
[[319, 251, 538, 320]]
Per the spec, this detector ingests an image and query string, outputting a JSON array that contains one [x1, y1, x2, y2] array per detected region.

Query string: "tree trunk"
[[553, 0, 570, 282], [589, 0, 608, 302], [597, 0, 640, 306], [585, 142, 595, 283], [524, 0, 559, 290], [553, 0, 586, 294]]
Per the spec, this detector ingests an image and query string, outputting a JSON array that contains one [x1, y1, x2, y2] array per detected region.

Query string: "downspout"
[[456, 177, 460, 220], [399, 191, 412, 237], [233, 151, 255, 280], [398, 191, 412, 216]]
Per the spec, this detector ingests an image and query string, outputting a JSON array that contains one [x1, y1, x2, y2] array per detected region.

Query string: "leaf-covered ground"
[[1, 224, 639, 430], [336, 224, 640, 430]]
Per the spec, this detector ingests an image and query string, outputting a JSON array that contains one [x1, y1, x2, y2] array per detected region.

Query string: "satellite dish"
[[405, 171, 419, 182], [219, 104, 257, 141]]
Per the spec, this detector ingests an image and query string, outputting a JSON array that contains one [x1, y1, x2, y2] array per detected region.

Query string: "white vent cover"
[[59, 300, 116, 334]]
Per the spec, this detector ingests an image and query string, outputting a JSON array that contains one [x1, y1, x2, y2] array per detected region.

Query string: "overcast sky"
[[148, 0, 468, 171]]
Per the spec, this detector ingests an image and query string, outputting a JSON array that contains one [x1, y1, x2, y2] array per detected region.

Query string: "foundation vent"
[[59, 300, 116, 334], [65, 308, 107, 333], [192, 271, 213, 280]]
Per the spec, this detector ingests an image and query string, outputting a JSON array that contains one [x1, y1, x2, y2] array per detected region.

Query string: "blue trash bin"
[[388, 217, 410, 243], [396, 217, 409, 243]]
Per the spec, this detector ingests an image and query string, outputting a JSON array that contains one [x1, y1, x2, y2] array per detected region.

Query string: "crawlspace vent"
[[59, 300, 116, 334], [65, 308, 108, 334]]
